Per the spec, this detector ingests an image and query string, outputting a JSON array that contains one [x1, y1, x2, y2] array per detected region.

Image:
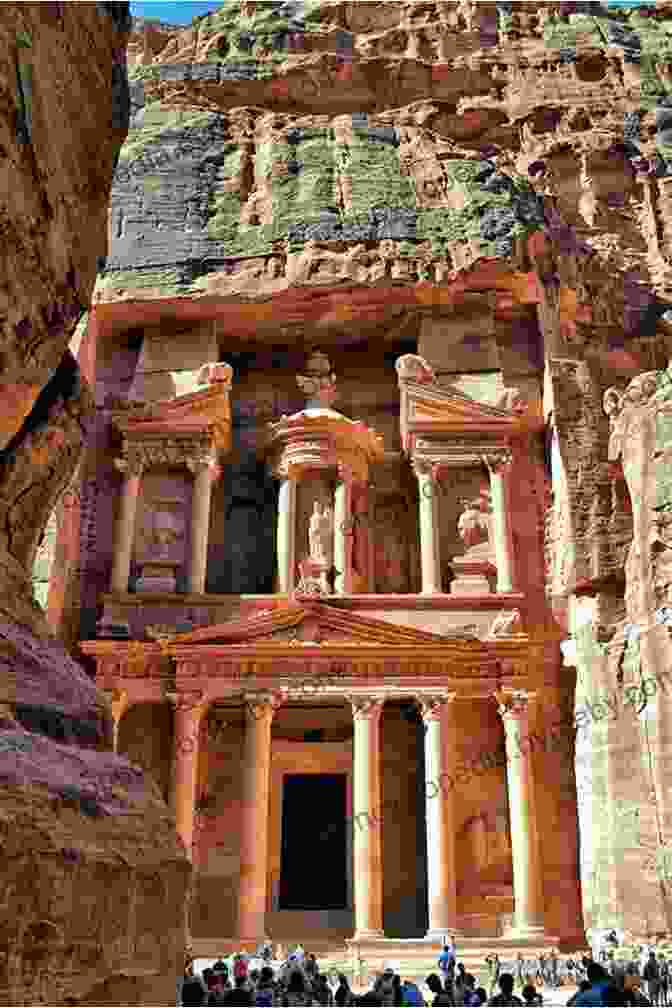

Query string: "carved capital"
[[196, 361, 233, 388], [412, 457, 437, 481], [349, 696, 384, 721], [243, 691, 284, 722], [114, 455, 144, 478], [495, 688, 534, 721], [167, 689, 206, 714], [483, 450, 513, 475], [418, 693, 457, 722], [186, 456, 218, 476]]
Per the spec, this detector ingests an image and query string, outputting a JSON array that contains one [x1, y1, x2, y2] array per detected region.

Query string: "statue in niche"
[[308, 501, 334, 564], [457, 492, 492, 549]]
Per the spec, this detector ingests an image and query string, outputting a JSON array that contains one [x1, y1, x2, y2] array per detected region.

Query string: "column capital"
[[418, 693, 457, 722], [114, 455, 144, 478], [186, 456, 219, 477], [483, 450, 513, 475], [243, 691, 284, 722], [495, 688, 536, 721], [167, 689, 208, 715], [412, 457, 437, 481], [349, 696, 384, 721]]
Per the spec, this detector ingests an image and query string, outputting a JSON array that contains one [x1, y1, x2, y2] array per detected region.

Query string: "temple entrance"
[[279, 774, 347, 910]]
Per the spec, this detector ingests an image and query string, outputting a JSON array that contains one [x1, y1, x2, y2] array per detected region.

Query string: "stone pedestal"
[[136, 561, 180, 593], [450, 550, 496, 595]]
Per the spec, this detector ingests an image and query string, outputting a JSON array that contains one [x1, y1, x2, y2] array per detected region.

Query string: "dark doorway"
[[279, 774, 347, 910]]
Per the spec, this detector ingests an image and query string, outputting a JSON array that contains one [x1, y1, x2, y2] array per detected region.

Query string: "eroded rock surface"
[[0, 4, 190, 1003]]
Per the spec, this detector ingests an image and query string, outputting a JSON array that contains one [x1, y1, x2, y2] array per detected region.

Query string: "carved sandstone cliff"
[[1, 5, 190, 1004], [42, 0, 672, 941]]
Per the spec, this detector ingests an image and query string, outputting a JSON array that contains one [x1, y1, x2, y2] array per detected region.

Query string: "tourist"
[[603, 969, 651, 1006], [306, 955, 319, 980], [566, 981, 592, 1006], [475, 990, 488, 1006], [222, 976, 254, 1006], [454, 963, 468, 1005], [486, 957, 501, 997], [234, 955, 250, 985], [660, 955, 669, 1006], [549, 951, 559, 989], [439, 944, 456, 986], [520, 983, 542, 1006], [425, 973, 455, 1006], [373, 968, 398, 1006], [255, 966, 276, 1007], [402, 977, 427, 1006], [281, 970, 313, 1006], [488, 973, 523, 1005], [567, 962, 613, 1005], [315, 974, 334, 1006], [645, 952, 662, 1004], [335, 973, 356, 1006], [182, 965, 207, 1007], [537, 955, 547, 987], [462, 975, 481, 1006], [515, 957, 525, 991]]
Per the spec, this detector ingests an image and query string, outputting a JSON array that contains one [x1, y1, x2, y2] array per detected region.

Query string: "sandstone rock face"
[[0, 4, 191, 1003], [40, 0, 672, 944]]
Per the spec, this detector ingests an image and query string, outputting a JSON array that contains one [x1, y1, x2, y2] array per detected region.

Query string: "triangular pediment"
[[405, 378, 518, 432], [163, 601, 473, 647]]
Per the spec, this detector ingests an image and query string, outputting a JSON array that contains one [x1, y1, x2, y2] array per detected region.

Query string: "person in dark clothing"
[[566, 981, 593, 1006], [182, 973, 207, 1007], [223, 977, 254, 1006], [426, 973, 454, 1006], [335, 973, 356, 1006], [489, 973, 523, 1006]]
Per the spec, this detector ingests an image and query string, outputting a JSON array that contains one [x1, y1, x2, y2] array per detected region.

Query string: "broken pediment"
[[159, 601, 479, 648]]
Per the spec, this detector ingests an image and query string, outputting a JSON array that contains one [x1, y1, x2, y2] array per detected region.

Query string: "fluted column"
[[496, 689, 545, 936], [187, 458, 217, 594], [486, 453, 514, 593], [238, 692, 282, 944], [110, 457, 143, 593], [350, 696, 385, 939], [169, 690, 208, 862], [414, 460, 442, 594], [277, 473, 297, 592], [420, 694, 460, 938]]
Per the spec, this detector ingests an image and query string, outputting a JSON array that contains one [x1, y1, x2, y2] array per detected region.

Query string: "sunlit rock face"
[[27, 0, 672, 951], [0, 4, 190, 1003]]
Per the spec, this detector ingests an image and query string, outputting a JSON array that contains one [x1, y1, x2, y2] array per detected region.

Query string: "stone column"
[[277, 473, 297, 592], [238, 692, 282, 944], [414, 461, 442, 594], [169, 690, 208, 862], [419, 694, 460, 938], [486, 453, 514, 593], [334, 467, 351, 595], [496, 690, 546, 937], [110, 457, 143, 593], [350, 697, 385, 939], [187, 458, 216, 594]]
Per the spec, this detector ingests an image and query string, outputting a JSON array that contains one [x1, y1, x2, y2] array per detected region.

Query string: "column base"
[[424, 930, 462, 943], [350, 930, 386, 941], [502, 923, 547, 941]]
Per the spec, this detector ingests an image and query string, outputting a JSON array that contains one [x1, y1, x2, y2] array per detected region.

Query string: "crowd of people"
[[178, 940, 672, 1006]]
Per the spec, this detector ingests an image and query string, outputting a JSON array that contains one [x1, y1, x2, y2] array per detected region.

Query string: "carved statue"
[[457, 493, 491, 549], [603, 386, 625, 461], [308, 501, 333, 564], [138, 501, 185, 563], [296, 351, 338, 408]]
